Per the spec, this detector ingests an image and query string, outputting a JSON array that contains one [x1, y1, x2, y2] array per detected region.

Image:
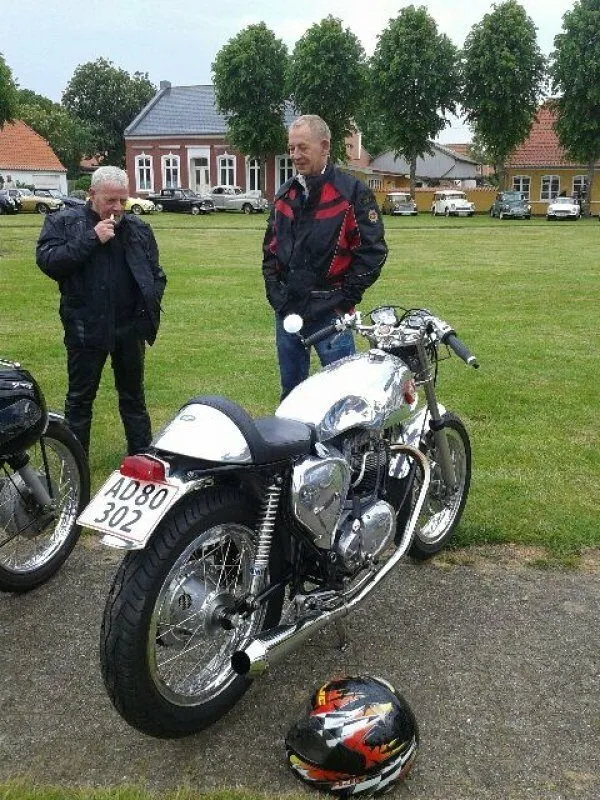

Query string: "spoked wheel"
[[100, 486, 284, 738], [409, 413, 471, 560], [0, 419, 89, 592]]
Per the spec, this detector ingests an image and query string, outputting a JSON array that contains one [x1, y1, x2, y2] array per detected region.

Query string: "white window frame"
[[135, 153, 153, 193], [218, 154, 236, 186], [512, 175, 530, 200], [276, 155, 294, 190], [368, 177, 383, 190], [246, 157, 261, 192], [161, 153, 180, 189], [540, 175, 560, 201], [572, 174, 587, 198]]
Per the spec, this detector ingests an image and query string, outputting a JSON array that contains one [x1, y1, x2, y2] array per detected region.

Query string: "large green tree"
[[287, 16, 367, 163], [212, 23, 288, 189], [551, 0, 600, 216], [0, 53, 18, 129], [461, 0, 546, 188], [371, 5, 460, 194], [62, 58, 155, 166]]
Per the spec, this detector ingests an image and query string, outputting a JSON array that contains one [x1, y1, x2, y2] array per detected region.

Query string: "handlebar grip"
[[302, 323, 339, 348], [443, 333, 479, 368]]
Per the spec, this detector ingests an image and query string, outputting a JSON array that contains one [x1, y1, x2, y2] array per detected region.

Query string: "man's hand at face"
[[95, 215, 116, 244]]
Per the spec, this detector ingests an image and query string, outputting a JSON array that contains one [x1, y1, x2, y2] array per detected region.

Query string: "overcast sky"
[[3, 1, 575, 143]]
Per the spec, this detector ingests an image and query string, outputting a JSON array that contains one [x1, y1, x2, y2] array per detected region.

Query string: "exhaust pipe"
[[231, 444, 429, 677]]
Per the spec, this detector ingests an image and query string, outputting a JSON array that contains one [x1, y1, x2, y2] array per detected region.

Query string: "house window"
[[218, 155, 235, 186], [540, 175, 560, 201], [573, 175, 587, 198], [162, 154, 180, 188], [247, 158, 261, 191], [368, 178, 383, 190], [512, 175, 530, 199], [276, 155, 294, 190], [135, 154, 153, 192]]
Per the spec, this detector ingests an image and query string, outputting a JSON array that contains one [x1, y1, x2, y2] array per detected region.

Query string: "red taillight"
[[402, 379, 417, 405], [120, 454, 167, 483]]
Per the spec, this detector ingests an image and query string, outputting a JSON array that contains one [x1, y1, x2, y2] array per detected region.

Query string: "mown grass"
[[1, 212, 598, 560]]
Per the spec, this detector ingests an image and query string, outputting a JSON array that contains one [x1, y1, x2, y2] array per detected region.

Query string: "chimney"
[[159, 80, 171, 91]]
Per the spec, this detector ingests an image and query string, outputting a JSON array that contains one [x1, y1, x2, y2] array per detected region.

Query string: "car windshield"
[[554, 197, 573, 205], [446, 193, 466, 200], [181, 190, 196, 198], [389, 194, 411, 201]]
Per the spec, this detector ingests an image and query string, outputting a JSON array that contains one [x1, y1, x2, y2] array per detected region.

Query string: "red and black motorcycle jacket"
[[262, 163, 387, 320]]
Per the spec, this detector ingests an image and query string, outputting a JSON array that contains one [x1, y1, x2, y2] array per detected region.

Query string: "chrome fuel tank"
[[276, 350, 415, 441]]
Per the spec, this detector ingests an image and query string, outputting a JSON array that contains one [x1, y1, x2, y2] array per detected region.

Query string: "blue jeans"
[[275, 313, 355, 399]]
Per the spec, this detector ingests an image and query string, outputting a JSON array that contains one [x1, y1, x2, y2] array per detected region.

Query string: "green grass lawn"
[[1, 211, 598, 557]]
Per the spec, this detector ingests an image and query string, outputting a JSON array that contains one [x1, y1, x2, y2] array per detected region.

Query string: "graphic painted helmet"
[[285, 675, 418, 796]]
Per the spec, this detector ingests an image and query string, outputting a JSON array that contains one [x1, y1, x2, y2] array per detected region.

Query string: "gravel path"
[[1, 542, 598, 800]]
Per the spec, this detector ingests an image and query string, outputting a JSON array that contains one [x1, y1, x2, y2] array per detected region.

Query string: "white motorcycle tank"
[[276, 350, 416, 441]]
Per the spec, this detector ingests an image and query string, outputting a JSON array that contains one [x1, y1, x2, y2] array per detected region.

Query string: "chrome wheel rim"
[[148, 523, 263, 706], [0, 435, 81, 573]]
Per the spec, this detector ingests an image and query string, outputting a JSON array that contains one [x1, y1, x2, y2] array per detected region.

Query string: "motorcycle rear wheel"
[[100, 486, 284, 738], [0, 418, 89, 592], [409, 413, 471, 560]]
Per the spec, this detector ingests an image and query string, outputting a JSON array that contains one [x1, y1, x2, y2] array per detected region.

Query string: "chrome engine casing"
[[335, 500, 396, 573]]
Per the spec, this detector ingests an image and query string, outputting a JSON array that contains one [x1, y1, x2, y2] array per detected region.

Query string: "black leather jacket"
[[36, 205, 166, 349], [262, 163, 387, 320]]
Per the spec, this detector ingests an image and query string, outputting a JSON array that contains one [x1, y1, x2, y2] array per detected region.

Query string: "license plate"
[[77, 471, 180, 545]]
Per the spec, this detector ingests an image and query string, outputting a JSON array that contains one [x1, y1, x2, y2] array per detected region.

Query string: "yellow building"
[[506, 105, 599, 217]]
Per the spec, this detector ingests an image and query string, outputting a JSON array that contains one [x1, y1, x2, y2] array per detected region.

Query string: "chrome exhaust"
[[231, 445, 429, 677]]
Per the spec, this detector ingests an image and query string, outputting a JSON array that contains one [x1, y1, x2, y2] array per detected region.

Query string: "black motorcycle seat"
[[186, 395, 314, 464]]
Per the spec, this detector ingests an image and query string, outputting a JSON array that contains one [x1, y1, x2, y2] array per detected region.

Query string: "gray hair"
[[289, 114, 331, 142], [91, 166, 128, 190]]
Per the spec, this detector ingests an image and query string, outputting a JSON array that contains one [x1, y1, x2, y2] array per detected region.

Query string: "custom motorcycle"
[[79, 305, 478, 738], [0, 359, 89, 592]]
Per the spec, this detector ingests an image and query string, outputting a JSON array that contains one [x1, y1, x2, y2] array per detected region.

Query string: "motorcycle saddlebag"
[[0, 364, 48, 457]]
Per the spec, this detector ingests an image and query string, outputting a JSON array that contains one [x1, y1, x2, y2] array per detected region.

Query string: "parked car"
[[431, 190, 474, 217], [147, 188, 216, 215], [34, 188, 85, 209], [124, 197, 155, 215], [208, 185, 268, 213], [546, 196, 580, 221], [7, 188, 63, 214], [489, 191, 530, 220], [0, 189, 20, 214], [381, 191, 418, 216]]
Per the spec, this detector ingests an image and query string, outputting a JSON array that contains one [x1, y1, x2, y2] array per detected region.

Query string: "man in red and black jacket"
[[262, 115, 387, 399]]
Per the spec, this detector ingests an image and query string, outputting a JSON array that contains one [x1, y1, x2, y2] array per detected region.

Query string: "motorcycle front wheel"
[[409, 413, 471, 560], [100, 486, 284, 738], [0, 418, 90, 593]]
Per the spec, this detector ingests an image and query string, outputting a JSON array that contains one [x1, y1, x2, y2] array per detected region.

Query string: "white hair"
[[289, 115, 331, 143], [91, 166, 128, 190]]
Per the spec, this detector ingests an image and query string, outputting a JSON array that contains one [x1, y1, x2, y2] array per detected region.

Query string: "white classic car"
[[208, 186, 268, 213], [431, 190, 474, 217], [546, 196, 580, 221]]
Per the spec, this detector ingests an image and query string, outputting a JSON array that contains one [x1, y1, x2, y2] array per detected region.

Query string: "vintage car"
[[489, 191, 531, 220], [546, 196, 580, 221], [34, 188, 85, 209], [7, 188, 63, 214], [147, 188, 215, 215], [431, 190, 475, 217], [208, 185, 268, 213], [381, 191, 418, 216], [0, 189, 20, 214], [124, 197, 155, 215]]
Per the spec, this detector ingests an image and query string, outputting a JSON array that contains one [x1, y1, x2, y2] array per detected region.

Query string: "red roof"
[[0, 120, 66, 172], [508, 105, 599, 169]]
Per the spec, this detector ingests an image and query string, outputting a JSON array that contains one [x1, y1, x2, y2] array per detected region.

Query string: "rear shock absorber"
[[249, 476, 282, 597]]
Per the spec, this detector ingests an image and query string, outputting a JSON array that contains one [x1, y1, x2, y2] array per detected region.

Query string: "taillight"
[[120, 454, 167, 483], [402, 379, 417, 405]]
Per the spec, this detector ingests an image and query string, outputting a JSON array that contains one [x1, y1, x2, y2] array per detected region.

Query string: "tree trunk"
[[496, 160, 506, 190], [584, 158, 595, 218], [410, 156, 417, 198]]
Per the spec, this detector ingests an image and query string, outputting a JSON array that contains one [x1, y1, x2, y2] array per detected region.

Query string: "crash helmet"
[[285, 675, 418, 796], [0, 363, 47, 457]]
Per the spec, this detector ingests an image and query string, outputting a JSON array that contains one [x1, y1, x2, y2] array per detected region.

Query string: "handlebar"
[[302, 323, 339, 348], [442, 332, 479, 369]]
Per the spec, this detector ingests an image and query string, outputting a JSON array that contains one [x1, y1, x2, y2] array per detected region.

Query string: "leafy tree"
[[551, 0, 600, 216], [287, 16, 367, 163], [371, 5, 460, 194], [19, 102, 96, 178], [62, 58, 155, 166], [354, 86, 392, 159], [461, 0, 546, 188], [16, 88, 55, 113], [0, 53, 18, 129], [212, 23, 288, 189]]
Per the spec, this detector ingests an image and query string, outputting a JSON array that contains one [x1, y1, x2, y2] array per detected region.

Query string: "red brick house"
[[0, 120, 67, 192]]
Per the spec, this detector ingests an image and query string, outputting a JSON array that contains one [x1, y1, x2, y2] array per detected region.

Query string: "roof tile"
[[508, 106, 600, 168], [0, 120, 66, 172]]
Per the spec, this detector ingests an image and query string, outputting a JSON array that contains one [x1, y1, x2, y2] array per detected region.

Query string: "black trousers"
[[65, 336, 152, 456]]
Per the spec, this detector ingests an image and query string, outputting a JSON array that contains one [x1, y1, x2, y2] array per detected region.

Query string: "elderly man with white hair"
[[36, 165, 167, 457]]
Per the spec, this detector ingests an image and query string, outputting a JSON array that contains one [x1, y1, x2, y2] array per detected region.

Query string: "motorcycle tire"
[[409, 413, 471, 560], [100, 485, 285, 738], [0, 418, 90, 593]]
